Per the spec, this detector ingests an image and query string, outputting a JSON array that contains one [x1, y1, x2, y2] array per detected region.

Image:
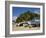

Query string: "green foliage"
[[16, 11, 40, 23], [24, 25, 28, 27], [29, 25, 32, 28]]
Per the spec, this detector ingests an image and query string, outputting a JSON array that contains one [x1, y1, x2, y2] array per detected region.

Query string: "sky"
[[12, 7, 40, 17]]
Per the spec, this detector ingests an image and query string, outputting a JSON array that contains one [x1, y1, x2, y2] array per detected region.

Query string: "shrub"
[[24, 25, 28, 27], [29, 25, 32, 28]]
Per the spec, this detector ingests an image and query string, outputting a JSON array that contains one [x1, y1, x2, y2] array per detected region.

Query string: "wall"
[[0, 0, 46, 38]]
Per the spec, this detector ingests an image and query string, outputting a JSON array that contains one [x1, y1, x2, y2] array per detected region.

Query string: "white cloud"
[[34, 10, 40, 14], [12, 16, 17, 21]]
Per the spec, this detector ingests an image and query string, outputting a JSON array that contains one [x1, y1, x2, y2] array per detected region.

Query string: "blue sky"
[[12, 7, 40, 17]]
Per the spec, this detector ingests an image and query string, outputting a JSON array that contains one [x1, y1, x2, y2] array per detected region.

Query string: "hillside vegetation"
[[16, 11, 40, 23]]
